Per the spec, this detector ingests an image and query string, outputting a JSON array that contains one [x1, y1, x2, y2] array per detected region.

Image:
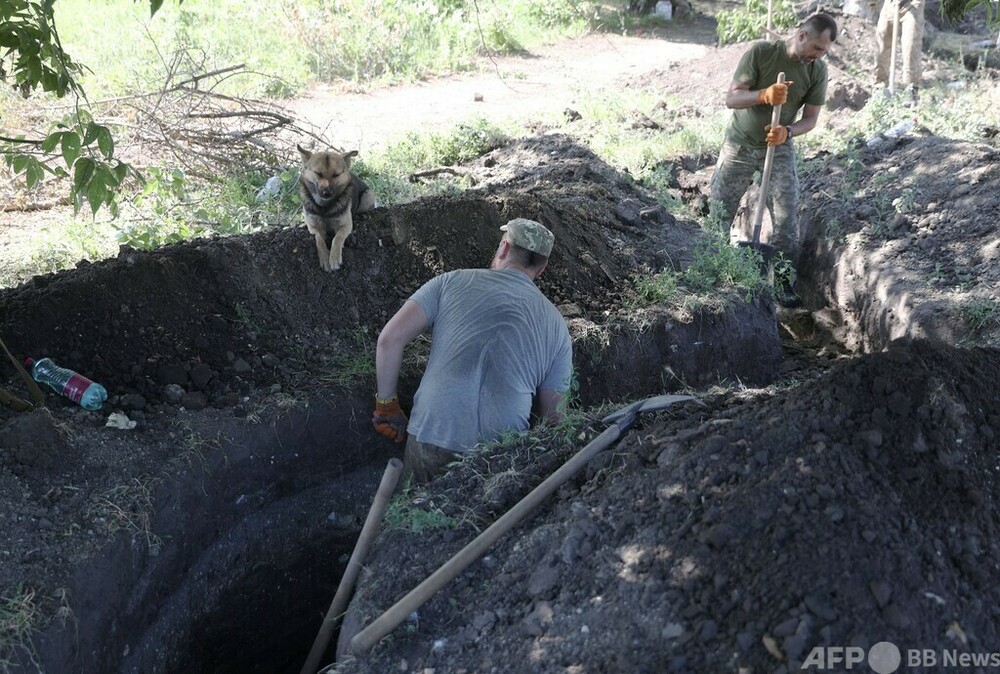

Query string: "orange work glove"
[[765, 124, 789, 146], [757, 81, 792, 106], [372, 395, 408, 443]]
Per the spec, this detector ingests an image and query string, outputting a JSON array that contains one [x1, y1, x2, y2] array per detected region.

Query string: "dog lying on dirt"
[[297, 145, 376, 272]]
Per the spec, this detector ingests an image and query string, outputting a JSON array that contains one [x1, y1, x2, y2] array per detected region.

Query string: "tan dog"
[[297, 145, 376, 272]]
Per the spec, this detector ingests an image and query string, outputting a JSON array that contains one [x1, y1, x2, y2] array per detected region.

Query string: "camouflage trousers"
[[875, 0, 925, 88], [709, 138, 800, 265]]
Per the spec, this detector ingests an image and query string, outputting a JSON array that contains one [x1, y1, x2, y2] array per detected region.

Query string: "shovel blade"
[[736, 240, 779, 282], [601, 394, 700, 426]]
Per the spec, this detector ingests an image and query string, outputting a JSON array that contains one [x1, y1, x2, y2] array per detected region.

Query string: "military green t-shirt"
[[726, 40, 828, 148]]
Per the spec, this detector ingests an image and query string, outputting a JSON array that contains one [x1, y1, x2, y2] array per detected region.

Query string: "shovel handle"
[[751, 72, 785, 244]]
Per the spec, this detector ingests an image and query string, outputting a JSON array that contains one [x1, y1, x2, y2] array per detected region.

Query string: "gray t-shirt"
[[406, 268, 573, 452]]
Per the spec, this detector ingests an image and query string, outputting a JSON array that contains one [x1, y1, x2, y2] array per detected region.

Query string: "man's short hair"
[[801, 12, 838, 41], [507, 244, 549, 270]]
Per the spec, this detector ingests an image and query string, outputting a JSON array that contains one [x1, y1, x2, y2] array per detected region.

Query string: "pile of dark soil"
[[334, 339, 1000, 674]]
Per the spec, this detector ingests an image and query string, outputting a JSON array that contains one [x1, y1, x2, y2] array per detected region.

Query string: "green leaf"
[[25, 161, 44, 189], [73, 157, 96, 194], [41, 131, 63, 153], [11, 154, 30, 173], [97, 127, 114, 158], [61, 132, 81, 167], [88, 180, 109, 215], [83, 121, 102, 145]]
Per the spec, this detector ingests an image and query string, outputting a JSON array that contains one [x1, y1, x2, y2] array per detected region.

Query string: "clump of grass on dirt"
[[87, 476, 162, 553], [629, 229, 784, 313], [805, 78, 1000, 155], [551, 86, 729, 183], [962, 298, 1000, 331], [363, 117, 513, 205], [385, 492, 459, 533], [0, 586, 40, 671]]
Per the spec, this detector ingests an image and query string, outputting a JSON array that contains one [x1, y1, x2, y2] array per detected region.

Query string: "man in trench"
[[371, 218, 573, 483], [709, 12, 838, 306]]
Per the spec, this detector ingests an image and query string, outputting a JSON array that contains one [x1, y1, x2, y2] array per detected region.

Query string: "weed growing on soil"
[[628, 230, 776, 312], [87, 477, 162, 553], [385, 492, 458, 534], [962, 298, 1000, 330], [632, 271, 682, 306], [316, 328, 377, 391], [21, 218, 118, 280], [0, 586, 40, 671], [639, 164, 688, 214], [564, 87, 728, 180], [363, 118, 512, 206], [682, 231, 770, 300]]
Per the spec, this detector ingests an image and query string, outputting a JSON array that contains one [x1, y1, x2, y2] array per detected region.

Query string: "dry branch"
[[408, 167, 467, 183], [107, 55, 330, 179]]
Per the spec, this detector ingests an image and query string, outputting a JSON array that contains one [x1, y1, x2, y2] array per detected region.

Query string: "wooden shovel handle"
[[751, 71, 786, 244]]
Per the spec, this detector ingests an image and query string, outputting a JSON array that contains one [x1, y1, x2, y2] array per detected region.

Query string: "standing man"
[[874, 0, 924, 100], [372, 218, 573, 483], [710, 12, 837, 304]]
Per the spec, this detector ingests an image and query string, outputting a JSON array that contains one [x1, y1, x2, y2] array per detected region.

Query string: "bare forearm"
[[375, 340, 404, 400], [726, 88, 766, 109], [535, 388, 565, 424], [788, 116, 818, 137], [375, 300, 430, 400]]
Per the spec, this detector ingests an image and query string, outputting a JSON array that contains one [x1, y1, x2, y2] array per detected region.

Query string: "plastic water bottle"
[[25, 357, 108, 411], [884, 118, 915, 138]]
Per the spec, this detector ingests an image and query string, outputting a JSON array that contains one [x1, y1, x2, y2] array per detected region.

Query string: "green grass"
[[716, 0, 797, 46], [384, 492, 458, 533], [51, 0, 604, 101], [628, 228, 789, 312], [804, 79, 1000, 156], [315, 327, 378, 391], [550, 86, 730, 180], [962, 298, 1000, 331], [0, 586, 40, 671]]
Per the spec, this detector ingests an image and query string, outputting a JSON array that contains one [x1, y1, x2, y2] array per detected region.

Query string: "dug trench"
[[1, 128, 999, 673], [0, 135, 780, 673]]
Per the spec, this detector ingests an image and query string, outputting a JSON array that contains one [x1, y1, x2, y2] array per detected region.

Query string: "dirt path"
[[288, 32, 710, 153]]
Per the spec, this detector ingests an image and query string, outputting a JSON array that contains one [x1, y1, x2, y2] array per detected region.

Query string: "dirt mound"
[[334, 339, 1000, 673], [799, 135, 1000, 351]]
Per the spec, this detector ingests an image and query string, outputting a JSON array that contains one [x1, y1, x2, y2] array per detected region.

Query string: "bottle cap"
[[23, 357, 34, 368]]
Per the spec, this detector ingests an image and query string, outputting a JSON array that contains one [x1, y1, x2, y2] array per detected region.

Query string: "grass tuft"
[[0, 586, 41, 671]]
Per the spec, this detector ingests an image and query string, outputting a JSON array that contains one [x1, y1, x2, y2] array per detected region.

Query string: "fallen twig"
[[408, 167, 466, 183]]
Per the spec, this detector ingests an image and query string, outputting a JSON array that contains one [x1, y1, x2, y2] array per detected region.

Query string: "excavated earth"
[[2, 8, 1000, 674]]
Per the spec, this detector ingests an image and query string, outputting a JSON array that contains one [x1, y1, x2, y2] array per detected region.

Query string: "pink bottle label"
[[63, 373, 92, 404]]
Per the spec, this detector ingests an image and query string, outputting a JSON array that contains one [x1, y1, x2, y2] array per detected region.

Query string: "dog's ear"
[[344, 150, 359, 163], [297, 144, 312, 161]]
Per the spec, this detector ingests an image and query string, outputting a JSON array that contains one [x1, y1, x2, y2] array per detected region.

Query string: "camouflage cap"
[[500, 218, 554, 257]]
